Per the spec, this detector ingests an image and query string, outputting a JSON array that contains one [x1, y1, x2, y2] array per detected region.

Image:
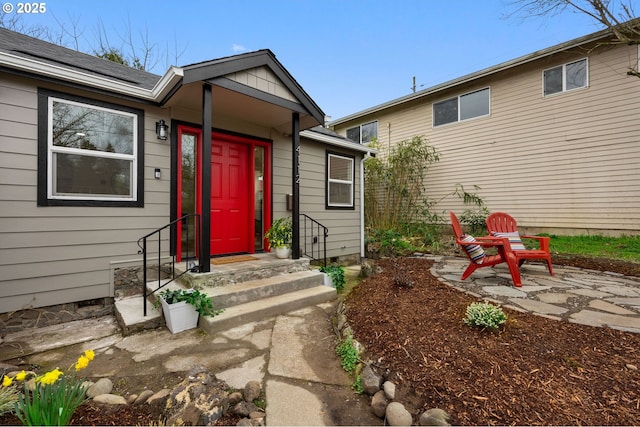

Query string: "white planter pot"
[[274, 246, 291, 259], [322, 272, 333, 287], [160, 297, 199, 334]]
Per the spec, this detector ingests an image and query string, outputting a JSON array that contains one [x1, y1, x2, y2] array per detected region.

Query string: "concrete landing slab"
[[0, 316, 119, 360]]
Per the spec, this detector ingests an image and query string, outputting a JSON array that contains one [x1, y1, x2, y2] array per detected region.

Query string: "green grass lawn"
[[541, 234, 640, 262]]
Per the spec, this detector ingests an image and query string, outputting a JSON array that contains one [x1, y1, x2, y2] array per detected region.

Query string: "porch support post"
[[291, 112, 300, 259], [199, 83, 212, 272]]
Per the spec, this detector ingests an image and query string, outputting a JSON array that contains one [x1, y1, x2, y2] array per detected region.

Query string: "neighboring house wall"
[[333, 42, 640, 235], [300, 138, 362, 262], [0, 73, 172, 313]]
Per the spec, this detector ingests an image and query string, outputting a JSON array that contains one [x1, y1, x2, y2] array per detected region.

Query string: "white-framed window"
[[433, 87, 490, 127], [346, 120, 377, 144], [326, 152, 355, 209], [543, 58, 588, 96], [38, 89, 144, 206]]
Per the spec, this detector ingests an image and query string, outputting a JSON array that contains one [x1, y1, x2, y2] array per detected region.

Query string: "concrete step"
[[114, 266, 336, 335], [114, 293, 164, 336], [178, 254, 311, 289], [206, 270, 325, 309], [199, 285, 337, 333]]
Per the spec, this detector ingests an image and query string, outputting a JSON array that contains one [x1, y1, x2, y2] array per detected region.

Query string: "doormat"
[[211, 255, 258, 265]]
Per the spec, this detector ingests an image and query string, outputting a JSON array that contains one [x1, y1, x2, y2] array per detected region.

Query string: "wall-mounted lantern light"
[[154, 168, 161, 179], [156, 120, 168, 140]]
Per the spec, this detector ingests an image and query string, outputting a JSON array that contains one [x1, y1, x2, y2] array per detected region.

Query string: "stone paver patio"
[[429, 256, 640, 333]]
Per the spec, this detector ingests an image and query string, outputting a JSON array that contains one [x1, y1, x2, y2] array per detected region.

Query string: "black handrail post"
[[157, 232, 161, 292], [142, 238, 148, 316], [323, 227, 328, 267]]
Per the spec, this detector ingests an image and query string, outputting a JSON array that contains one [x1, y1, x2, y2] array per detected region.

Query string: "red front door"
[[210, 136, 250, 255]]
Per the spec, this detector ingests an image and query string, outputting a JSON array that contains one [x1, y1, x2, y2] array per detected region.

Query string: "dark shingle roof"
[[0, 28, 161, 90]]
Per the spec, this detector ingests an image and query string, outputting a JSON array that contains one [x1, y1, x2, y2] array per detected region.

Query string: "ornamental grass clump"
[[464, 302, 508, 330], [1, 349, 96, 426]]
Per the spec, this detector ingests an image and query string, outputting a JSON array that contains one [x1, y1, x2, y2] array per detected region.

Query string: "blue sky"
[[14, 0, 604, 119]]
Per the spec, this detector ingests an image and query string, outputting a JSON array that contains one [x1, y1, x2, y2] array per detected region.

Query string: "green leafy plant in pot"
[[157, 288, 222, 333], [320, 265, 346, 291], [265, 216, 292, 258]]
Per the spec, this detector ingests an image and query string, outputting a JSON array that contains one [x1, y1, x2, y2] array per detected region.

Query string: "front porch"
[[114, 253, 336, 335]]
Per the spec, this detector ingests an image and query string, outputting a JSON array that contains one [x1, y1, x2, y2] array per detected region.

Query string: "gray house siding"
[[299, 139, 362, 261], [0, 73, 172, 313]]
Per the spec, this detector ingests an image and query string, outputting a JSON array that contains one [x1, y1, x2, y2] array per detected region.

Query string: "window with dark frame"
[[37, 89, 144, 207], [326, 152, 355, 209]]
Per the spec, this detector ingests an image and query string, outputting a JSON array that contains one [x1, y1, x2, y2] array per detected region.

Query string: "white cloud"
[[232, 44, 248, 53]]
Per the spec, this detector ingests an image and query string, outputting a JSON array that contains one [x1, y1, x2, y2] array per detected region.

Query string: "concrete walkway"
[[2, 260, 640, 425]]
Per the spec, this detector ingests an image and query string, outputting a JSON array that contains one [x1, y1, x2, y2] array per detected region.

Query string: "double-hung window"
[[433, 87, 490, 127], [543, 58, 588, 96], [346, 121, 377, 144], [326, 152, 355, 209], [38, 89, 144, 206]]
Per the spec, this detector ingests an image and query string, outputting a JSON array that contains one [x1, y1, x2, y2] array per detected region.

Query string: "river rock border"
[[334, 281, 452, 426]]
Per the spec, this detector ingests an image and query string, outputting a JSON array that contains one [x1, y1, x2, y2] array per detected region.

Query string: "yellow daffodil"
[[83, 349, 95, 361], [74, 355, 89, 371], [15, 370, 27, 381], [39, 368, 63, 385], [2, 375, 12, 387]]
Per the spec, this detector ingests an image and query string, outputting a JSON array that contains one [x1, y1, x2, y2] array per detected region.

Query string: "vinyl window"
[[433, 87, 490, 127], [326, 152, 355, 209], [543, 58, 588, 96], [346, 121, 377, 144], [38, 90, 144, 206]]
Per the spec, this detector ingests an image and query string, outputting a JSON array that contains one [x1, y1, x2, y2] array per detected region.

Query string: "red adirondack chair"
[[450, 211, 523, 287], [485, 212, 553, 276]]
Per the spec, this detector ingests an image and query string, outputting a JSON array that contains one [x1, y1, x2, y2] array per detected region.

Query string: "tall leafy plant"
[[364, 135, 440, 232]]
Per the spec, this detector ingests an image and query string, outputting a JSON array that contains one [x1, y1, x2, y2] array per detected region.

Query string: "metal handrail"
[[136, 213, 200, 316], [300, 214, 328, 267]]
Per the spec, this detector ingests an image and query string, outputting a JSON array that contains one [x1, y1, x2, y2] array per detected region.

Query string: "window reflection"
[[181, 134, 197, 259], [254, 146, 264, 250]]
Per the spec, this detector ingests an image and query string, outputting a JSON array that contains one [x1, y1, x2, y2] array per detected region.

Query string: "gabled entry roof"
[[0, 28, 325, 130], [170, 49, 325, 132], [182, 50, 324, 123]]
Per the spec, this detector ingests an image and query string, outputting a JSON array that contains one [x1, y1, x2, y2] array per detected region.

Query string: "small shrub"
[[459, 207, 490, 235], [464, 302, 507, 330], [393, 271, 413, 288], [336, 336, 359, 374], [367, 228, 415, 257]]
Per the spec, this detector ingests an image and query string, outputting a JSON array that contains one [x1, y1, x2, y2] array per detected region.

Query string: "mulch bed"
[[346, 257, 640, 425]]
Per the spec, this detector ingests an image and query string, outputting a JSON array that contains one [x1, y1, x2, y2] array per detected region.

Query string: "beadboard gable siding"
[[0, 74, 172, 313], [334, 43, 640, 234], [226, 66, 300, 104]]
